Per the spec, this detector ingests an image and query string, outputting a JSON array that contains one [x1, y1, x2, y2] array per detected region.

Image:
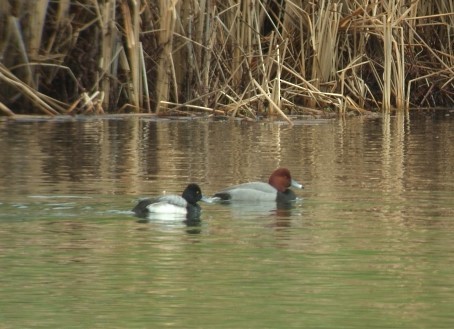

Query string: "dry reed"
[[0, 0, 452, 119]]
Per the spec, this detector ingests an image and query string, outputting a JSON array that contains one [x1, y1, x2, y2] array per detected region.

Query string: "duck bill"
[[291, 179, 304, 189], [200, 195, 216, 204]]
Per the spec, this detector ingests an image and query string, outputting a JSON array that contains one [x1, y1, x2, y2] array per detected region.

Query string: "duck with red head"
[[212, 167, 303, 203]]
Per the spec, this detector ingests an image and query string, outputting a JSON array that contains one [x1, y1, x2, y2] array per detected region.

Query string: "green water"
[[0, 113, 453, 328]]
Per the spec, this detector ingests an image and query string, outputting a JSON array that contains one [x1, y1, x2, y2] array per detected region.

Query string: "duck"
[[132, 183, 206, 220], [212, 167, 303, 203]]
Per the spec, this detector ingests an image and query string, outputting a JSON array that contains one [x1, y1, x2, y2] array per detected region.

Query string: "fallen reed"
[[0, 0, 452, 118]]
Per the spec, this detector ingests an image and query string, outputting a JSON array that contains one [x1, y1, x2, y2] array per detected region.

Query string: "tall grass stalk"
[[383, 16, 392, 112], [156, 0, 178, 113], [121, 0, 142, 111], [28, 0, 49, 80], [98, 0, 116, 111], [0, 101, 15, 116]]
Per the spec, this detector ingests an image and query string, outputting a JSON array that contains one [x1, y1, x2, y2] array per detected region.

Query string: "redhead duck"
[[212, 168, 303, 203], [132, 184, 206, 219]]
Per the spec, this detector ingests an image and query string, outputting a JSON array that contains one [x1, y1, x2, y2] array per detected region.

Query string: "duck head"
[[182, 183, 203, 205], [268, 168, 304, 192]]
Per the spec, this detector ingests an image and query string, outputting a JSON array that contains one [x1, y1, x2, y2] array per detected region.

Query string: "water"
[[0, 113, 453, 328]]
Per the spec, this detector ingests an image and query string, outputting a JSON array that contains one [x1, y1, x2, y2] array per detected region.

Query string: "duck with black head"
[[132, 183, 208, 220]]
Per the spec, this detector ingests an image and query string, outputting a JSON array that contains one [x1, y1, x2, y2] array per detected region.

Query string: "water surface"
[[0, 113, 453, 328]]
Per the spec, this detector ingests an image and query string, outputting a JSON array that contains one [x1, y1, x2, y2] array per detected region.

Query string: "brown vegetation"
[[0, 1, 453, 120]]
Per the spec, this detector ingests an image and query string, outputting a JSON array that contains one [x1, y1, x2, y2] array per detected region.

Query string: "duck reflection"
[[135, 213, 202, 235], [220, 200, 297, 219]]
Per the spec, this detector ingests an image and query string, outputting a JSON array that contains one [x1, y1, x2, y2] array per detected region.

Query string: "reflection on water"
[[0, 113, 453, 328], [214, 200, 299, 219]]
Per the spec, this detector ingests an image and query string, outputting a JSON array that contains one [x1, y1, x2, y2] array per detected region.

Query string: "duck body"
[[132, 183, 203, 219], [213, 182, 279, 202], [213, 168, 303, 203]]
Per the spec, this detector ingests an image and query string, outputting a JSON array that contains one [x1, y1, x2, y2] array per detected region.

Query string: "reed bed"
[[0, 0, 452, 119]]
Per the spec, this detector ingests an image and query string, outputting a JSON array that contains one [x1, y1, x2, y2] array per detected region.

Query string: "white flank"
[[146, 201, 187, 215]]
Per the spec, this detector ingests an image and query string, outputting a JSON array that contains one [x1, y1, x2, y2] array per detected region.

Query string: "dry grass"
[[0, 0, 453, 119]]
